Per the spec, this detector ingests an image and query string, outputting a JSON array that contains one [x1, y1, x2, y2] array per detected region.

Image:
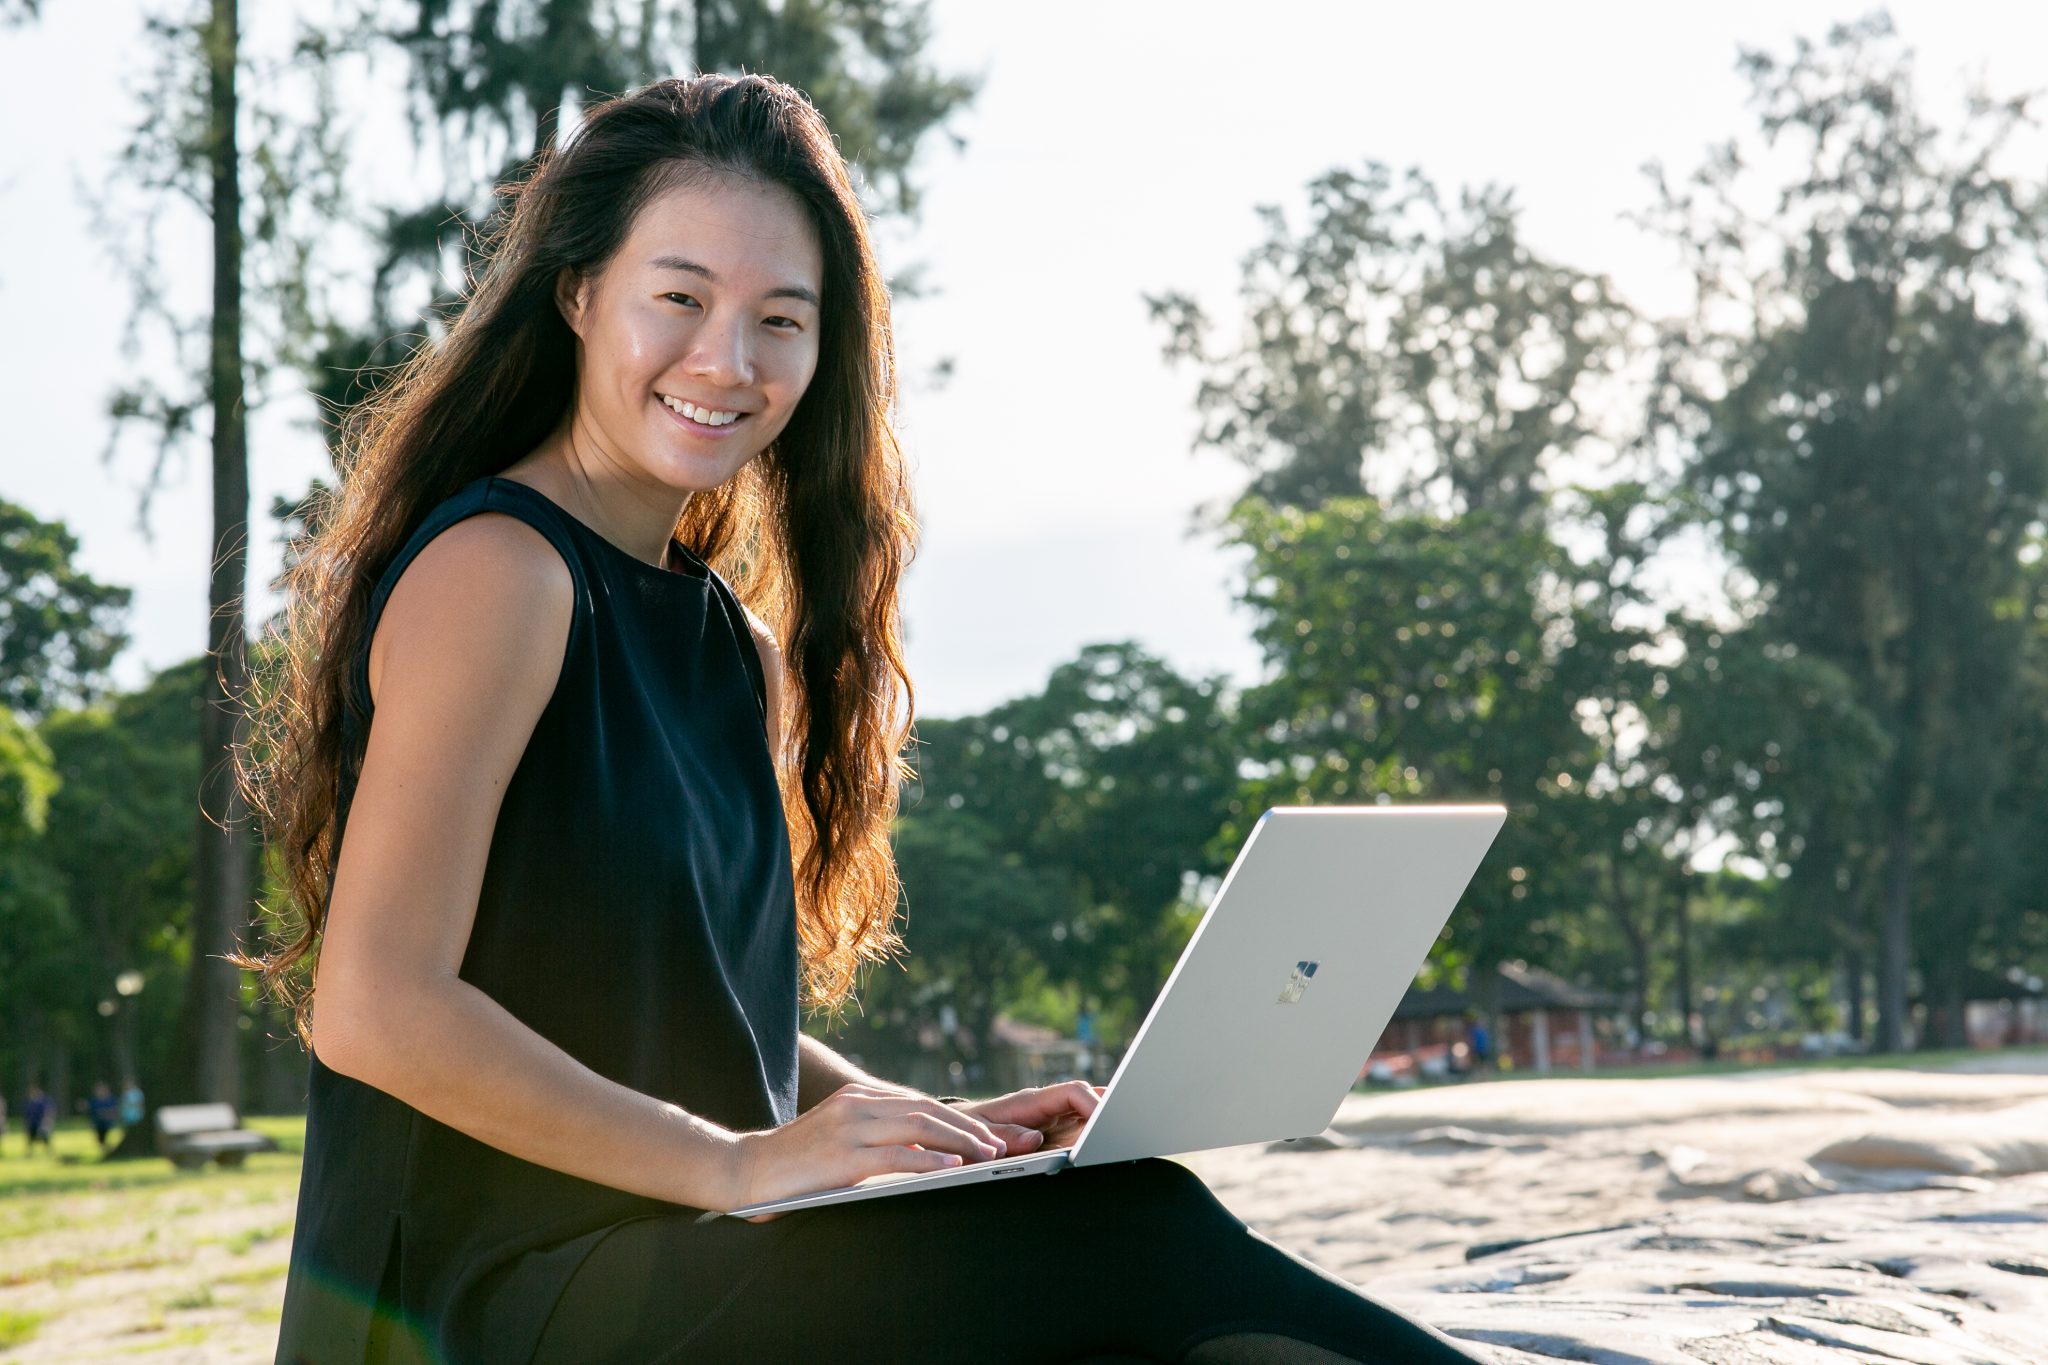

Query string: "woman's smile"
[[657, 392, 753, 438]]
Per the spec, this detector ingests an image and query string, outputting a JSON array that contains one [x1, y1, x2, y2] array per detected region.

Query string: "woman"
[[242, 73, 1490, 1364]]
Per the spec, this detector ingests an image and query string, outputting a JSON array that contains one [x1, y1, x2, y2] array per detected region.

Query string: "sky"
[[4, 1, 2047, 718]]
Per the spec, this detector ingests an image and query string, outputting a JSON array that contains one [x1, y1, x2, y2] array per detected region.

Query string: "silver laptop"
[[702, 804, 1507, 1222]]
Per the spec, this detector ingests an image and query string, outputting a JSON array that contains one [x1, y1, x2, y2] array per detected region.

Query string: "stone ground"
[[1179, 1054, 2048, 1364]]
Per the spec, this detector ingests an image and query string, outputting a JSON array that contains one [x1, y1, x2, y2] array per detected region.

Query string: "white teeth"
[[662, 395, 741, 426]]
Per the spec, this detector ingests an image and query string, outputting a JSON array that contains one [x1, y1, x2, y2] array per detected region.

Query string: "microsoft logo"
[[1277, 959, 1320, 1004]]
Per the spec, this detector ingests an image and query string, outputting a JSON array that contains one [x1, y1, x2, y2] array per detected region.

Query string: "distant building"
[[1915, 967, 2048, 1050], [1375, 961, 1619, 1075]]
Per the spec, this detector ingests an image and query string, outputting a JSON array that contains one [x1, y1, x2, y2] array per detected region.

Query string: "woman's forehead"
[[624, 176, 822, 289]]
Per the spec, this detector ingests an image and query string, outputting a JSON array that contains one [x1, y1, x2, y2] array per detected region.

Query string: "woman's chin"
[[639, 444, 761, 494]]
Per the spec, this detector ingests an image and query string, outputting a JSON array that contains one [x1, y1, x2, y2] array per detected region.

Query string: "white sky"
[[4, 1, 2046, 717]]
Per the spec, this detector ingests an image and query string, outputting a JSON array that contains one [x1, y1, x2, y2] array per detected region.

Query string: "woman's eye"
[[663, 295, 799, 331]]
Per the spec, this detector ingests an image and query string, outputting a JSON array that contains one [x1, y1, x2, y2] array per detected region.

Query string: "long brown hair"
[[235, 74, 916, 1044]]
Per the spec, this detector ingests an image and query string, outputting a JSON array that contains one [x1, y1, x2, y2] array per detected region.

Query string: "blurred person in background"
[[21, 1084, 52, 1155], [86, 1081, 119, 1150]]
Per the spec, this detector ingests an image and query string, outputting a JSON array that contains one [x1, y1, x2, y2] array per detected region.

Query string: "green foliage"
[[0, 817, 71, 1027], [1146, 162, 1633, 519], [1225, 496, 1606, 974], [30, 658, 208, 1097], [1641, 10, 2048, 1047], [821, 643, 1239, 1058], [908, 643, 1242, 1018], [0, 503, 144, 1092], [832, 808, 1071, 1064], [1140, 21, 2014, 1051], [0, 706, 59, 841], [0, 499, 131, 719]]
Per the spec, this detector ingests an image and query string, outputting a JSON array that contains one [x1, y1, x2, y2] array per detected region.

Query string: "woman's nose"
[[688, 319, 756, 389]]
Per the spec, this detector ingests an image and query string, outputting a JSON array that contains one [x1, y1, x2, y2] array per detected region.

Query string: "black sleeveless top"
[[276, 475, 800, 1364]]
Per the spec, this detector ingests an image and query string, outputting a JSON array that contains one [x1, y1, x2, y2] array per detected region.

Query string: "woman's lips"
[[658, 397, 751, 438]]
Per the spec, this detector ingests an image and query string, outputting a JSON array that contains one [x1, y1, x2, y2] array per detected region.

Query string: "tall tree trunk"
[[1876, 784, 1913, 1054], [1670, 870, 1694, 1048], [1937, 969, 1967, 1049], [169, 0, 251, 1109], [1607, 859, 1652, 1050], [1844, 944, 1866, 1044]]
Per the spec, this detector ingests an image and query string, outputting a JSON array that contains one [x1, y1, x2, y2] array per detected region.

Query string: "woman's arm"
[[311, 514, 744, 1211], [795, 1034, 899, 1112]]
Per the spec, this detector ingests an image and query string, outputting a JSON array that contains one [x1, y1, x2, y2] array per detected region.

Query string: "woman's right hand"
[[726, 1083, 1011, 1222]]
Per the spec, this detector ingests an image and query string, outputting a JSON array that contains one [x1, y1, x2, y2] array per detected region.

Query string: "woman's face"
[[556, 171, 825, 495]]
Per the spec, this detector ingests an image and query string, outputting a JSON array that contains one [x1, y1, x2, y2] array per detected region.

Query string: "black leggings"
[[532, 1157, 1489, 1363]]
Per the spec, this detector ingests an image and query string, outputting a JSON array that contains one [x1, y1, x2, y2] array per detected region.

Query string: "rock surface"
[[1176, 1056, 2048, 1364]]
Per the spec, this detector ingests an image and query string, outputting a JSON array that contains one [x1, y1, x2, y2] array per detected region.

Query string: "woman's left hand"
[[946, 1081, 1106, 1157]]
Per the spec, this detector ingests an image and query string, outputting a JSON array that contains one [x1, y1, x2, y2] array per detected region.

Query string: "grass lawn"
[[0, 1117, 304, 1362]]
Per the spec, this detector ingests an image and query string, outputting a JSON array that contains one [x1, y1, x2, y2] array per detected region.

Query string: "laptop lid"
[[1066, 804, 1506, 1167]]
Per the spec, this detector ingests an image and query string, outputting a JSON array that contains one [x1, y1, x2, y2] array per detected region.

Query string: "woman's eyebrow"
[[649, 254, 819, 307]]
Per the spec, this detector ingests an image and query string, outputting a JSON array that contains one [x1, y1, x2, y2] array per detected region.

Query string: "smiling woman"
[[231, 71, 1489, 1365]]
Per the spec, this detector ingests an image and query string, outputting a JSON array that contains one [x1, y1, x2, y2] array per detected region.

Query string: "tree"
[[905, 643, 1242, 1038], [1640, 11, 2048, 1049], [1223, 496, 1612, 995], [0, 499, 132, 719], [1145, 162, 1634, 520], [1145, 156, 1674, 1047], [1569, 600, 1887, 1046], [839, 808, 1073, 1082], [0, 499, 131, 1116], [0, 707, 70, 1104], [35, 659, 209, 1150], [87, 0, 351, 1107]]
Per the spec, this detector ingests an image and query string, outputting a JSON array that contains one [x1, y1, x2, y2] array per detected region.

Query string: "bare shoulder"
[[737, 602, 784, 669], [366, 512, 575, 713], [736, 602, 787, 759]]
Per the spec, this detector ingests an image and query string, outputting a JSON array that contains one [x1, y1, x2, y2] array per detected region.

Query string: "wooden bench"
[[155, 1102, 279, 1169]]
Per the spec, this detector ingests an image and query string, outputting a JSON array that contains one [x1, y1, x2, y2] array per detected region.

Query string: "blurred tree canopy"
[[1132, 11, 2048, 1057], [1222, 498, 1599, 982], [0, 499, 132, 718], [1145, 157, 1666, 1020], [33, 659, 209, 1098], [1145, 164, 1635, 521], [1639, 10, 2048, 1049], [824, 643, 1239, 1066]]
